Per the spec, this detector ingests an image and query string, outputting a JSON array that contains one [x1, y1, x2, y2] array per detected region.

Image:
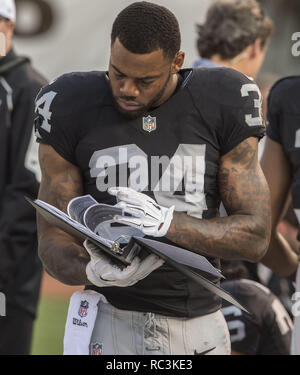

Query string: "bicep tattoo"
[[219, 138, 268, 216], [38, 147, 83, 213]]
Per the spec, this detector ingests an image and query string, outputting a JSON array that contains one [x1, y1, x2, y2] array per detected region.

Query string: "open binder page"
[[67, 195, 98, 224], [26, 196, 249, 313], [26, 198, 133, 266]]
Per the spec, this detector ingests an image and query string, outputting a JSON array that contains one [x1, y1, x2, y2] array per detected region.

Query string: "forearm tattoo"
[[37, 148, 89, 285], [38, 152, 83, 212]]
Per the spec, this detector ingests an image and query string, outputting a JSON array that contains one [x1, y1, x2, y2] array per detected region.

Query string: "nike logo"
[[194, 347, 216, 355]]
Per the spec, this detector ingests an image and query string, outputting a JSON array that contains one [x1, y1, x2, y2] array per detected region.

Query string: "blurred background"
[[11, 0, 299, 354], [13, 0, 300, 79]]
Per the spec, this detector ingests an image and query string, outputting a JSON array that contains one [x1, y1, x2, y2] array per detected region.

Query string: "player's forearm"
[[37, 145, 88, 284], [261, 231, 299, 277], [38, 230, 90, 285], [166, 212, 269, 262]]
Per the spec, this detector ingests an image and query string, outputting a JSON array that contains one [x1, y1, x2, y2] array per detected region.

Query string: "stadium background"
[[11, 0, 300, 354]]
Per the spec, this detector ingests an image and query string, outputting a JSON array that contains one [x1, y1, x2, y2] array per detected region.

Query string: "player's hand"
[[108, 187, 175, 237], [84, 239, 165, 287]]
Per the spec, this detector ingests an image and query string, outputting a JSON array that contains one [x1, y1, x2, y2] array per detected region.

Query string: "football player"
[[221, 261, 293, 355], [260, 76, 300, 354], [193, 0, 273, 79], [35, 2, 271, 355]]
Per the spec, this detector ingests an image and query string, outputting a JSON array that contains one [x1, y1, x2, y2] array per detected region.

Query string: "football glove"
[[84, 239, 165, 287], [108, 187, 175, 237]]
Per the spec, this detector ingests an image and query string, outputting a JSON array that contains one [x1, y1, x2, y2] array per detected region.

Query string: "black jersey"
[[266, 76, 300, 235], [222, 279, 293, 355], [34, 68, 265, 318]]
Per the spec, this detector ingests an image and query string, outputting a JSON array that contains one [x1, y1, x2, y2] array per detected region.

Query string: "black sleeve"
[[258, 295, 293, 355], [216, 69, 266, 155], [0, 83, 42, 290], [266, 82, 282, 144], [34, 74, 84, 165]]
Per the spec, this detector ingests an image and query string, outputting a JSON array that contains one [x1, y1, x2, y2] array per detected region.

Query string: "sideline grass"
[[31, 297, 69, 355]]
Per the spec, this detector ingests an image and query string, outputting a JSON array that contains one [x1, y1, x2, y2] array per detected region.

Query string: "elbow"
[[244, 219, 271, 263], [38, 237, 89, 286], [38, 242, 66, 283], [244, 241, 268, 263], [250, 240, 269, 263]]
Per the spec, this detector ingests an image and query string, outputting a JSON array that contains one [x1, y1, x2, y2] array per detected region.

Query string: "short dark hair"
[[111, 1, 181, 60], [196, 0, 274, 60]]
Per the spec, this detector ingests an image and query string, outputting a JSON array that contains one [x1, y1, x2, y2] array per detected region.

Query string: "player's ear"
[[6, 20, 15, 36], [250, 38, 261, 59], [171, 51, 185, 74]]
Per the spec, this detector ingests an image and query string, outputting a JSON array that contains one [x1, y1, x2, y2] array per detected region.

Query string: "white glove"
[[108, 187, 175, 237], [84, 239, 165, 288]]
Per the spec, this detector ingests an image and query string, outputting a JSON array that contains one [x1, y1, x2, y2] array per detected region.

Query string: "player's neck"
[[155, 72, 179, 107], [210, 55, 234, 69]]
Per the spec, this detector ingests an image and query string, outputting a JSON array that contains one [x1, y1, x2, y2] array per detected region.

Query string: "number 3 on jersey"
[[241, 83, 263, 127], [35, 91, 57, 133]]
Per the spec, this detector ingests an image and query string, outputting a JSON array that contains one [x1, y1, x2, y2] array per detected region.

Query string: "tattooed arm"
[[37, 144, 90, 285], [166, 137, 271, 262]]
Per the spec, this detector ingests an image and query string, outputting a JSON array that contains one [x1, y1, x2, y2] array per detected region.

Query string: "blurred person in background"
[[221, 260, 293, 355], [0, 0, 47, 355], [260, 76, 300, 354], [193, 0, 273, 80], [255, 72, 298, 317]]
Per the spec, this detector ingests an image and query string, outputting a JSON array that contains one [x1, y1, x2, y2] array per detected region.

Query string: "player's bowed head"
[[108, 1, 185, 120]]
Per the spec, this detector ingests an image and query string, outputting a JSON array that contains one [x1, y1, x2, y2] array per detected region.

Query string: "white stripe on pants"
[[89, 301, 231, 355]]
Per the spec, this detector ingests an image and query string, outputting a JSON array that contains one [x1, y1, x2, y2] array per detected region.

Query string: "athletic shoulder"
[[222, 279, 288, 354], [269, 75, 300, 97], [190, 67, 258, 106], [188, 67, 265, 155], [34, 71, 109, 164], [222, 279, 271, 305], [268, 75, 300, 115], [222, 279, 292, 354], [36, 70, 109, 118], [267, 76, 300, 143]]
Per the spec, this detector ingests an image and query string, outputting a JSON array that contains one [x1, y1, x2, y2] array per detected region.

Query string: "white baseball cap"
[[0, 0, 16, 22]]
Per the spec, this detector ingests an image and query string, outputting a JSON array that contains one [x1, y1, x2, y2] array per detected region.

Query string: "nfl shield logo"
[[142, 115, 156, 133], [78, 300, 89, 318], [92, 343, 103, 355]]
